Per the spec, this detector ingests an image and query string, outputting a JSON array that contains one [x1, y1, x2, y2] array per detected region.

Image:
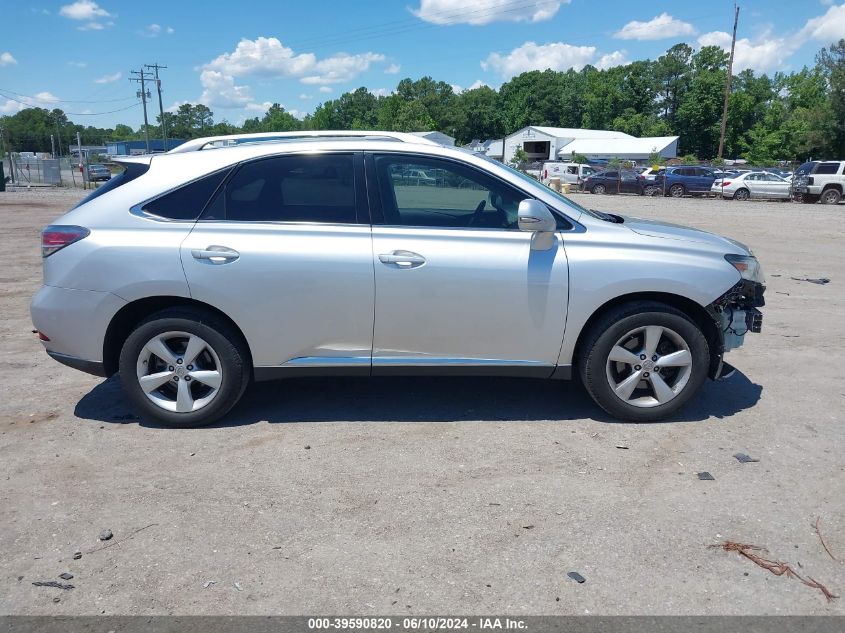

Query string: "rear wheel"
[[734, 188, 750, 201], [820, 188, 841, 205], [669, 184, 685, 198], [579, 302, 709, 422], [118, 308, 251, 427]]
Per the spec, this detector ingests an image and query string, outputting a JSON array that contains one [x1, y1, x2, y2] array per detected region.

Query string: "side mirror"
[[518, 199, 557, 251], [518, 199, 557, 232]]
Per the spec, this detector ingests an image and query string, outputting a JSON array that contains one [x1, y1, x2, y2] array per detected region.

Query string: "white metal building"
[[503, 126, 678, 163]]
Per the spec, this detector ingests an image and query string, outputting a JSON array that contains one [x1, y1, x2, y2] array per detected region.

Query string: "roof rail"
[[167, 130, 440, 153]]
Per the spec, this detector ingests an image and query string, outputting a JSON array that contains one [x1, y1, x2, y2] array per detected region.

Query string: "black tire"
[[734, 188, 750, 201], [820, 188, 841, 205], [578, 301, 710, 422], [592, 184, 606, 195], [118, 308, 251, 427], [669, 184, 685, 198]]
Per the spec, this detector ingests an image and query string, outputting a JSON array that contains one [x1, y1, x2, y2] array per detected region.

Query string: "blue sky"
[[1, 0, 844, 129]]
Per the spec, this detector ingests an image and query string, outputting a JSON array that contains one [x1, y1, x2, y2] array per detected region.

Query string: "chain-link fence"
[[2, 155, 91, 188]]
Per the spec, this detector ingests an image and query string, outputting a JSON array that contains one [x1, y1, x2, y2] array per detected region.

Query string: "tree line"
[[2, 40, 844, 164]]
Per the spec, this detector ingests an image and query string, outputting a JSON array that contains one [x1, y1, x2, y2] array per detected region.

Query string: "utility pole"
[[145, 63, 168, 150], [130, 69, 153, 154], [717, 3, 740, 160], [50, 134, 56, 158]]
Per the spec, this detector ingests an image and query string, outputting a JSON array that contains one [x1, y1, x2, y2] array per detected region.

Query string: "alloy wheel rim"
[[595, 185, 605, 194], [823, 190, 838, 203], [136, 331, 223, 413], [671, 186, 683, 197], [605, 325, 693, 408]]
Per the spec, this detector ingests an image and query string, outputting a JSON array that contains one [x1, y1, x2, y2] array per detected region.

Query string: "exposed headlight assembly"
[[725, 254, 764, 283]]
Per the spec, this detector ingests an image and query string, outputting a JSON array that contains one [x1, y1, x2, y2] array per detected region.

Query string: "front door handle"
[[378, 250, 426, 268], [191, 245, 240, 264]]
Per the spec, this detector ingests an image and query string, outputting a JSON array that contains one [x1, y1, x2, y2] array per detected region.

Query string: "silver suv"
[[31, 131, 765, 427]]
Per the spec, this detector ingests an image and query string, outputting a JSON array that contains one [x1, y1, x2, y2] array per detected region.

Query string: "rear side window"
[[72, 162, 149, 209], [142, 169, 230, 220], [203, 153, 357, 223], [814, 162, 842, 175]]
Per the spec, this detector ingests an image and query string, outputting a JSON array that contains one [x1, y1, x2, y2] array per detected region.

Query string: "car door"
[[744, 173, 765, 198], [180, 151, 375, 373], [366, 152, 569, 375], [621, 170, 639, 194]]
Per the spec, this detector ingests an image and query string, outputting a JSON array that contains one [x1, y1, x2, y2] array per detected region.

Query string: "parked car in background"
[[653, 166, 717, 197], [30, 130, 765, 426], [711, 171, 792, 200], [86, 164, 111, 182], [541, 161, 597, 188], [583, 169, 656, 195], [791, 161, 844, 204]]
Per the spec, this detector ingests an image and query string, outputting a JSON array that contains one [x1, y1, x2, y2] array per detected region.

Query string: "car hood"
[[620, 215, 751, 254]]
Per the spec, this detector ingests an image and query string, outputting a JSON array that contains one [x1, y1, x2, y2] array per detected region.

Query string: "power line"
[[0, 87, 137, 104], [0, 90, 141, 115]]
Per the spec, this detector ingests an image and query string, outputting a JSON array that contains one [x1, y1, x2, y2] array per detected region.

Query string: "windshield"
[[476, 154, 591, 218]]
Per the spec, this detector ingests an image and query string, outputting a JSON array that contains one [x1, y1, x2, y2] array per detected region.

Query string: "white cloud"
[[450, 80, 487, 94], [206, 37, 317, 77], [141, 23, 175, 38], [385, 63, 401, 74], [413, 0, 567, 25], [482, 41, 625, 78], [0, 52, 17, 66], [199, 69, 253, 108], [596, 50, 629, 69], [67, 60, 87, 68], [59, 0, 113, 29], [166, 100, 188, 113], [94, 71, 121, 84], [614, 13, 695, 41], [78, 20, 113, 31], [299, 93, 312, 99], [59, 0, 110, 20], [698, 30, 798, 73], [199, 36, 392, 110], [245, 101, 273, 112], [369, 88, 392, 97], [300, 52, 385, 84], [0, 90, 60, 114], [800, 3, 845, 42]]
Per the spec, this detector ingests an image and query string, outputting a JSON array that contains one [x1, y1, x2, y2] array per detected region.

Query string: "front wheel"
[[579, 302, 710, 422], [592, 184, 606, 195], [118, 308, 251, 427]]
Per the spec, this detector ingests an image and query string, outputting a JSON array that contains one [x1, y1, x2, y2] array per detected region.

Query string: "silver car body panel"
[[31, 136, 750, 377]]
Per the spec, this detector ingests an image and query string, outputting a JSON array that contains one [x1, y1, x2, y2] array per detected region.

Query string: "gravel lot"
[[0, 188, 842, 615]]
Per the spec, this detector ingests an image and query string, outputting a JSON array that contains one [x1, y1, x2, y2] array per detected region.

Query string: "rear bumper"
[[46, 351, 106, 377], [31, 285, 127, 369]]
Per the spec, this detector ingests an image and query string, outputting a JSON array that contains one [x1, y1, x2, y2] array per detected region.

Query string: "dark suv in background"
[[654, 166, 717, 198]]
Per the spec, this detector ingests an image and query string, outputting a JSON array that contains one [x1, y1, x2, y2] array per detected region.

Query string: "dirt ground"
[[0, 188, 843, 615]]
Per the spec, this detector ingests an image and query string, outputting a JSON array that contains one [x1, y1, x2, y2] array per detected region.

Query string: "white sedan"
[[712, 171, 792, 200]]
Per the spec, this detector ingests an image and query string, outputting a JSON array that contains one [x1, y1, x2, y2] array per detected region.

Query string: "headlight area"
[[707, 276, 766, 355]]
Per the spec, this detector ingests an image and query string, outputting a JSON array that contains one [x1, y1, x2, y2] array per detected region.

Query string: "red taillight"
[[41, 225, 90, 258], [722, 181, 732, 187]]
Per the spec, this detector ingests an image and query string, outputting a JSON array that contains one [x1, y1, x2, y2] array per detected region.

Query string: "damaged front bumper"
[[706, 279, 765, 380]]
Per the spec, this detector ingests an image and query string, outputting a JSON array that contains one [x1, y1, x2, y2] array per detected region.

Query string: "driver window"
[[374, 155, 522, 229]]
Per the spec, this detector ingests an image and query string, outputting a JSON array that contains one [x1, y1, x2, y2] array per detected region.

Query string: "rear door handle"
[[378, 250, 426, 268], [191, 245, 240, 264]]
